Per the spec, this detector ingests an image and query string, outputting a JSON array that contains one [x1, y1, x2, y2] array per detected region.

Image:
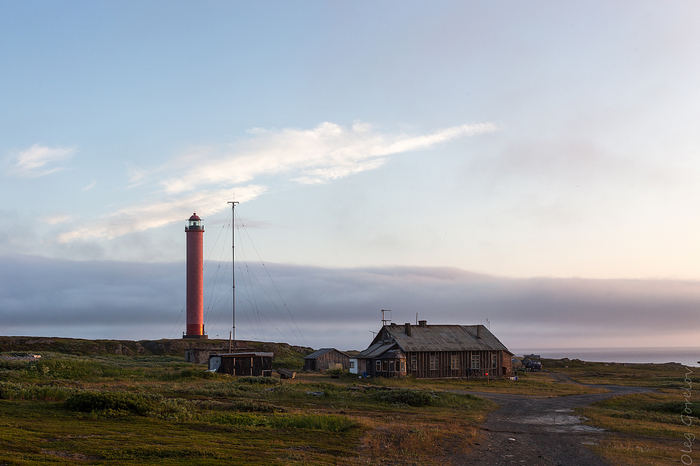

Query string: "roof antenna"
[[381, 309, 391, 326]]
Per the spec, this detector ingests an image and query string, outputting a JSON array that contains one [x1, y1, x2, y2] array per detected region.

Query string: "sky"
[[2, 1, 700, 356]]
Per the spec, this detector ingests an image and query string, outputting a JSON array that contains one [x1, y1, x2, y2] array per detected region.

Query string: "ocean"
[[511, 347, 700, 368]]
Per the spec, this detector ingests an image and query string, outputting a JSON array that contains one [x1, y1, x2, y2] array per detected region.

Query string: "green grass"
[[0, 352, 493, 465], [544, 358, 699, 388], [301, 371, 608, 396], [577, 392, 698, 466]]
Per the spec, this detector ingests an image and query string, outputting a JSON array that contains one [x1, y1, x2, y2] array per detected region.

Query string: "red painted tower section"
[[185, 213, 207, 339]]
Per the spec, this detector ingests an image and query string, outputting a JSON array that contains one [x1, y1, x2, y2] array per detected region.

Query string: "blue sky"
[[2, 1, 700, 353]]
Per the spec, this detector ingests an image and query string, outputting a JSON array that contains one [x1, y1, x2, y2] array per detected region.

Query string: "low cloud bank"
[[1, 255, 699, 350]]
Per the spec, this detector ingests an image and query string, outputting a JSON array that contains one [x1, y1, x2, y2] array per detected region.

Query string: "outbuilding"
[[303, 348, 351, 372], [209, 352, 273, 377]]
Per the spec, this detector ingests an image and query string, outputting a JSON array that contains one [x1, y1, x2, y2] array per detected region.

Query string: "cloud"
[[159, 121, 496, 193], [43, 213, 71, 225], [2, 255, 699, 353], [9, 144, 76, 178], [57, 185, 266, 242], [56, 121, 494, 243], [81, 181, 96, 191]]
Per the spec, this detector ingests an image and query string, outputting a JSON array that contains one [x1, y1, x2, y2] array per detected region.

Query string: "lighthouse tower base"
[[183, 334, 209, 339]]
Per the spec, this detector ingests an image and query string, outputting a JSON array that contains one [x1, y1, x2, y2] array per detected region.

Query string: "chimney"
[[405, 323, 411, 337], [477, 325, 482, 339], [418, 320, 427, 327]]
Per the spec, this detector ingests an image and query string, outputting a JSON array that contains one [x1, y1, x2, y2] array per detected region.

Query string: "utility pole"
[[228, 200, 239, 352]]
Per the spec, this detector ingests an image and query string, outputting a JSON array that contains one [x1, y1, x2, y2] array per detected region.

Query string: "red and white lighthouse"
[[185, 213, 207, 339]]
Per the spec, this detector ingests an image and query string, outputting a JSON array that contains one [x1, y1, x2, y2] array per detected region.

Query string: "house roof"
[[214, 352, 274, 358], [355, 341, 398, 359], [304, 348, 349, 360], [376, 324, 512, 354]]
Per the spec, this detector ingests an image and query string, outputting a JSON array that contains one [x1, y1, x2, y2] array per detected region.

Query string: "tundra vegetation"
[[0, 350, 493, 465], [0, 342, 696, 465], [545, 358, 699, 466]]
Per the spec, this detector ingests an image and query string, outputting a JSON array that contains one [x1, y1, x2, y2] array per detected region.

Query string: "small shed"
[[303, 348, 350, 372], [209, 352, 273, 377]]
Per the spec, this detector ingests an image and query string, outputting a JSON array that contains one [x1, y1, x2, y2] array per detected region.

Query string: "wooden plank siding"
[[406, 350, 510, 378], [356, 324, 513, 379], [303, 349, 350, 371]]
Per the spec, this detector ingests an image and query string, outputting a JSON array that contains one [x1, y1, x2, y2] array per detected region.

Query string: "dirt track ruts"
[[456, 375, 654, 465]]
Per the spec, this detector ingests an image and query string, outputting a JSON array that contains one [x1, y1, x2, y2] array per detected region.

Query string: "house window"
[[430, 354, 439, 371], [400, 361, 406, 372], [471, 354, 480, 370], [350, 361, 355, 369], [376, 360, 381, 372], [491, 354, 498, 370], [382, 360, 388, 372], [389, 360, 395, 372], [411, 355, 417, 371], [451, 354, 459, 370]]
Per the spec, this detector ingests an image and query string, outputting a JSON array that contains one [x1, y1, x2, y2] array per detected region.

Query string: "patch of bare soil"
[[454, 379, 654, 465]]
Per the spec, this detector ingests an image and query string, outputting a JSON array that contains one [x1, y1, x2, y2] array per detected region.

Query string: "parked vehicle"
[[522, 358, 542, 372]]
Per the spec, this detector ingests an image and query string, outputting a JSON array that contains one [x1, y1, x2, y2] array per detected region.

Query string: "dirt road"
[[457, 378, 653, 466]]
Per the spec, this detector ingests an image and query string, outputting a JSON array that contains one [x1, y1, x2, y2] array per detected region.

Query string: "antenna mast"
[[228, 200, 239, 352], [381, 309, 391, 326]]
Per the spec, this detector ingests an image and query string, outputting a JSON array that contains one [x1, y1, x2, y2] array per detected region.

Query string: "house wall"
[[405, 350, 511, 379], [220, 355, 272, 377], [371, 357, 406, 378]]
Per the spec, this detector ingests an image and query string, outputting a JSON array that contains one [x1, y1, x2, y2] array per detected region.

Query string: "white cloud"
[[58, 185, 266, 242], [9, 144, 76, 178], [43, 213, 71, 225], [56, 121, 494, 243], [81, 181, 97, 191], [160, 121, 496, 193]]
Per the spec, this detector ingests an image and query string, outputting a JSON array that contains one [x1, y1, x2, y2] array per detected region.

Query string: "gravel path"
[[456, 376, 653, 466]]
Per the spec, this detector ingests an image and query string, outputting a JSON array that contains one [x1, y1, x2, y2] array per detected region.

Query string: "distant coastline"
[[511, 347, 700, 367]]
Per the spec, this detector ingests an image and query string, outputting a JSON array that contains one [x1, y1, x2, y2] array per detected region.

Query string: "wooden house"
[[303, 348, 350, 372], [209, 352, 273, 377], [355, 321, 513, 379]]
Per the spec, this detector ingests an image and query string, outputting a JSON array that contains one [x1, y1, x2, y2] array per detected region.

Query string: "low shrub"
[[209, 413, 357, 432], [64, 390, 196, 421], [27, 359, 135, 380], [372, 388, 433, 407], [64, 391, 160, 416], [0, 381, 76, 401], [236, 376, 279, 385], [159, 369, 223, 381], [646, 401, 700, 418]]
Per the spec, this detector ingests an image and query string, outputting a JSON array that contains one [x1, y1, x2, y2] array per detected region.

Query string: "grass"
[[2, 347, 694, 465], [0, 352, 494, 465], [544, 357, 699, 389], [299, 370, 608, 396], [577, 391, 699, 466]]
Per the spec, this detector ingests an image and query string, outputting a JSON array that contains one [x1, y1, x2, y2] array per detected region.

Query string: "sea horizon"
[[511, 346, 700, 368]]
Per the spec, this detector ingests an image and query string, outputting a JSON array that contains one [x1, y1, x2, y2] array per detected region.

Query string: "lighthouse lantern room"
[[184, 213, 207, 339]]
